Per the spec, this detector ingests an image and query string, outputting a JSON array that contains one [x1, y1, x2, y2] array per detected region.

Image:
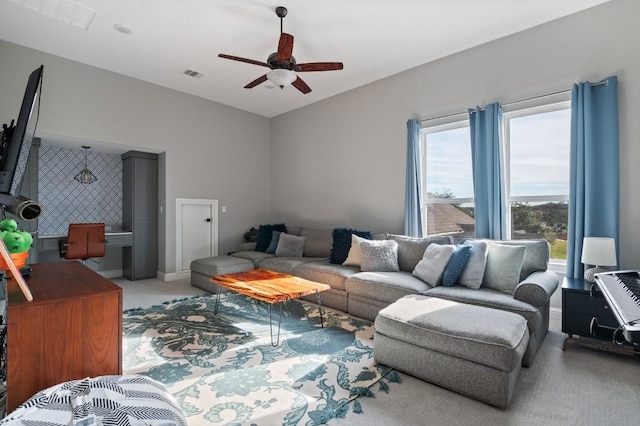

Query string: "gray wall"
[[271, 0, 640, 277], [0, 40, 271, 276]]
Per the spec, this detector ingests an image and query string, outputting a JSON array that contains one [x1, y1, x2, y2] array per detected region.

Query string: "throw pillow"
[[343, 234, 368, 267], [255, 223, 287, 252], [330, 228, 372, 264], [457, 240, 489, 289], [275, 233, 306, 257], [441, 244, 473, 287], [412, 244, 456, 287], [482, 243, 526, 294], [360, 239, 400, 272], [265, 231, 282, 254]]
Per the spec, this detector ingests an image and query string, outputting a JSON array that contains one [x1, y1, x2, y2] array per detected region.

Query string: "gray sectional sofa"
[[190, 226, 558, 367]]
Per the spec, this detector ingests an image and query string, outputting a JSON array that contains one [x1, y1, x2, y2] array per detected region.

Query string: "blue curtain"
[[404, 119, 423, 237], [567, 76, 619, 278], [469, 103, 507, 239]]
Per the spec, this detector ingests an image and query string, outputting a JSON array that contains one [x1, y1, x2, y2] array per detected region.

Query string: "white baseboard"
[[99, 269, 123, 279], [159, 271, 191, 282]]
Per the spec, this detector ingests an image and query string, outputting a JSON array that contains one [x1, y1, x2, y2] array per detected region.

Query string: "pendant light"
[[74, 145, 97, 184]]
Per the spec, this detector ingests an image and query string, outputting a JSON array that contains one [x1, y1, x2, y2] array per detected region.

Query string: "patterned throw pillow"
[[360, 240, 399, 272]]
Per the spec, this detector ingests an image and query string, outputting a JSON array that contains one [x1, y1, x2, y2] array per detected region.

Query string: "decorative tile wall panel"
[[38, 145, 122, 236]]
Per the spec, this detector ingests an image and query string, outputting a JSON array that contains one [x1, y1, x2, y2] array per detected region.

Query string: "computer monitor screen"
[[0, 65, 43, 197]]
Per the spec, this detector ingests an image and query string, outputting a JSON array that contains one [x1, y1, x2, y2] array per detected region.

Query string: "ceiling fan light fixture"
[[267, 69, 296, 89]]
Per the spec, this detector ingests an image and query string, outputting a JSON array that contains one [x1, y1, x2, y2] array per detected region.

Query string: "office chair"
[[58, 223, 106, 263]]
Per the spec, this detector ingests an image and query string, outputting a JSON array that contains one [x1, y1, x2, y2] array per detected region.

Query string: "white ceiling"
[[1, 0, 611, 118]]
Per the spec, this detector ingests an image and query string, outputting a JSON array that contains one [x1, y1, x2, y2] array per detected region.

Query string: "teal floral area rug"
[[122, 294, 400, 425]]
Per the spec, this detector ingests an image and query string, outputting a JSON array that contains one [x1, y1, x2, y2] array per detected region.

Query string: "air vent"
[[183, 69, 204, 79]]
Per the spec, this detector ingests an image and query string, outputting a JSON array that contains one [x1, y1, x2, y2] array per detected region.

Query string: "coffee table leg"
[[269, 302, 284, 346], [317, 292, 325, 328], [214, 284, 222, 315]]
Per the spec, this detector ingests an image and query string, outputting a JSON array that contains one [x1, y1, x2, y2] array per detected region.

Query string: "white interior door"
[[177, 199, 218, 274]]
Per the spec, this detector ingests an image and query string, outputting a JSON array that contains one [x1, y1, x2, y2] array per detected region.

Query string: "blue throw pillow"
[[330, 228, 372, 264], [441, 244, 472, 286], [255, 224, 287, 252], [265, 231, 282, 254]]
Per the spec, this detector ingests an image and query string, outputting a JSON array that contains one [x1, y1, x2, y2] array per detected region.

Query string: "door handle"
[[205, 218, 211, 222]]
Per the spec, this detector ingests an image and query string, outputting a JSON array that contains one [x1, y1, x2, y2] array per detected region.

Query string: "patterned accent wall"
[[38, 145, 123, 236]]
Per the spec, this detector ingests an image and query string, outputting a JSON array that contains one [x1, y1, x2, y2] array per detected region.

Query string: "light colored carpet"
[[113, 277, 640, 425]]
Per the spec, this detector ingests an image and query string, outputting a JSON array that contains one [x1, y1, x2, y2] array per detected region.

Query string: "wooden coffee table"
[[209, 268, 330, 345]]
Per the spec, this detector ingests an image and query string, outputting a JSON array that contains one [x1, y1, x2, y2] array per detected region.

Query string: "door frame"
[[176, 198, 218, 278]]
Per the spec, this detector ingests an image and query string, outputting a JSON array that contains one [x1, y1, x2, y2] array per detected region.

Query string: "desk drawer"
[[40, 238, 61, 251], [105, 234, 132, 247]]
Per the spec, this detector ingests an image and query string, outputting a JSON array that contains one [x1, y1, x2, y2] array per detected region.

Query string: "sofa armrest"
[[513, 270, 559, 308]]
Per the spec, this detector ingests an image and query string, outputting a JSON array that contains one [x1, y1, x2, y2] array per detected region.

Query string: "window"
[[420, 97, 571, 261], [505, 101, 570, 260], [421, 119, 475, 239]]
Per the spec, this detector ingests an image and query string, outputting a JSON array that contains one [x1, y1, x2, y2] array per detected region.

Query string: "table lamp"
[[581, 237, 617, 283]]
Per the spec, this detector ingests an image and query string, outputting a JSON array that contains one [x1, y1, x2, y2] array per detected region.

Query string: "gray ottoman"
[[190, 256, 254, 293], [374, 294, 529, 408]]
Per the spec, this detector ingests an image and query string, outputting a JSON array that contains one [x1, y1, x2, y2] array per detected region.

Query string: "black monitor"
[[0, 65, 43, 212]]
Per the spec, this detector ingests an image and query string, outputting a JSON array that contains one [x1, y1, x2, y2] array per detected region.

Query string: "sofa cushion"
[[255, 223, 287, 252], [458, 240, 489, 289], [294, 260, 359, 291], [346, 271, 431, 304], [230, 251, 274, 267], [360, 239, 399, 272], [482, 243, 526, 294], [442, 245, 472, 287], [257, 257, 322, 275], [275, 233, 305, 257], [387, 234, 453, 272], [412, 244, 456, 287], [424, 286, 541, 335], [330, 228, 372, 264], [343, 234, 367, 268], [300, 228, 334, 258]]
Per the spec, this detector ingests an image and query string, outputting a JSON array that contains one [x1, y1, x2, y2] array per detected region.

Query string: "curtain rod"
[[419, 78, 609, 123]]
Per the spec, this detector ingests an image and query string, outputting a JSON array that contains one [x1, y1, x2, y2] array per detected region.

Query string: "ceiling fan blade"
[[291, 76, 312, 94], [244, 75, 268, 89], [218, 54, 270, 68], [277, 33, 294, 62], [294, 62, 344, 72]]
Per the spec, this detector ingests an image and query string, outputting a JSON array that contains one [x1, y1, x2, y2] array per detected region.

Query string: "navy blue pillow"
[[442, 245, 472, 286], [330, 228, 372, 264], [265, 231, 282, 254], [255, 224, 287, 252]]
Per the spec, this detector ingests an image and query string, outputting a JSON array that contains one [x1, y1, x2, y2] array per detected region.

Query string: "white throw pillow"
[[458, 240, 489, 289], [343, 234, 367, 267], [412, 244, 456, 287]]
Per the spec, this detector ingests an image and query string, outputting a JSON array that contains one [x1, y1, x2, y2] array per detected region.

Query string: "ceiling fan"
[[218, 6, 343, 94]]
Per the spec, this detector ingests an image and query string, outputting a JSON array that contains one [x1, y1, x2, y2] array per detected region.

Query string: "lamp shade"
[[267, 69, 297, 89], [581, 237, 616, 266]]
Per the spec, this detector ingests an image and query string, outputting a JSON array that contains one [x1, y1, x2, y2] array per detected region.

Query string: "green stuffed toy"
[[0, 218, 33, 253]]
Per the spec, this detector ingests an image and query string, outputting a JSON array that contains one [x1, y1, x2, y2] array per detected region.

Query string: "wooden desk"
[[6, 262, 122, 411]]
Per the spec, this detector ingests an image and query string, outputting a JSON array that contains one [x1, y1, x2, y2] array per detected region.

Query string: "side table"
[[562, 276, 637, 355]]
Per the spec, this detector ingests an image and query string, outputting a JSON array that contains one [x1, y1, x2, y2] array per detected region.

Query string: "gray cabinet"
[[122, 151, 158, 280]]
